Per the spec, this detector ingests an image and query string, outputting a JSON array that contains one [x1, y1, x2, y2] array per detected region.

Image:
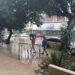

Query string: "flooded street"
[[0, 36, 43, 59], [0, 36, 45, 75]]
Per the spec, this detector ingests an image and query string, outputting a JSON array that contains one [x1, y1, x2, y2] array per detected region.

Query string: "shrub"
[[70, 64, 75, 71], [48, 52, 62, 66]]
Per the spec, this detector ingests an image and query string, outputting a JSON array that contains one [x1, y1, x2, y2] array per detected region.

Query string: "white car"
[[3, 34, 14, 42], [20, 33, 29, 37]]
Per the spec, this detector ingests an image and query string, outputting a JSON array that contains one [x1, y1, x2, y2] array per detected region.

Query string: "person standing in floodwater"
[[42, 36, 48, 55], [30, 34, 36, 53]]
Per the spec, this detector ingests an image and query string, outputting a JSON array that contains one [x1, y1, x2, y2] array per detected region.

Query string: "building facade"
[[32, 14, 68, 39]]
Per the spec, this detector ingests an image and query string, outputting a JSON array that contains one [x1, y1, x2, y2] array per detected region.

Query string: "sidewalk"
[[0, 53, 36, 75]]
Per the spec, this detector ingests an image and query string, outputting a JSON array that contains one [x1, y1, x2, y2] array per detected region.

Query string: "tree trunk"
[[6, 29, 13, 44]]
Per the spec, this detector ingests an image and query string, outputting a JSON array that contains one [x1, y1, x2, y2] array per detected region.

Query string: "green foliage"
[[0, 0, 75, 31], [48, 51, 72, 69], [70, 65, 75, 71], [60, 18, 75, 51], [0, 0, 42, 31], [45, 0, 74, 18], [60, 53, 71, 69], [29, 0, 75, 52], [0, 0, 43, 43], [50, 44, 60, 50], [0, 0, 75, 45], [48, 52, 62, 66], [41, 0, 75, 52]]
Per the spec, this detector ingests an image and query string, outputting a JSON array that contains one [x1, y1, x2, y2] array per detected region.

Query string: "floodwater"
[[0, 36, 44, 64], [0, 36, 46, 75]]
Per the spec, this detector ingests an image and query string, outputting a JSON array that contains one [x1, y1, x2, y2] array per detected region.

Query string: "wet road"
[[0, 36, 44, 63], [0, 36, 53, 75], [0, 36, 44, 75]]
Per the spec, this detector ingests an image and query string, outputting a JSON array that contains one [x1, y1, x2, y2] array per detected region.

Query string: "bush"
[[50, 44, 60, 50], [48, 52, 62, 66], [70, 64, 75, 71]]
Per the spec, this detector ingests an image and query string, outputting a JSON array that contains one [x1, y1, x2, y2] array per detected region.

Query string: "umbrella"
[[30, 33, 36, 37], [36, 33, 43, 37]]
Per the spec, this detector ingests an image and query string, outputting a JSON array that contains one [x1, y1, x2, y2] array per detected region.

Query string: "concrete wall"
[[48, 64, 75, 75]]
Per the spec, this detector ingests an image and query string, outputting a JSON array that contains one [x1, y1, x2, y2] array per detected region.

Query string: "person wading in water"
[[42, 36, 48, 56], [30, 34, 36, 53]]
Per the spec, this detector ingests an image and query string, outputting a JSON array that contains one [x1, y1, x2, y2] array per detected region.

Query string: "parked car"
[[0, 34, 14, 43], [47, 38, 61, 48]]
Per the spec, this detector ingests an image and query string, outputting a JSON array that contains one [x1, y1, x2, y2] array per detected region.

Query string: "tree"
[[60, 18, 75, 52], [36, 0, 75, 51], [0, 0, 42, 44], [0, 0, 75, 46]]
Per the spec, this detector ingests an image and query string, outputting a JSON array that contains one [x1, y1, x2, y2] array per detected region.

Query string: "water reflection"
[[0, 36, 43, 65]]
